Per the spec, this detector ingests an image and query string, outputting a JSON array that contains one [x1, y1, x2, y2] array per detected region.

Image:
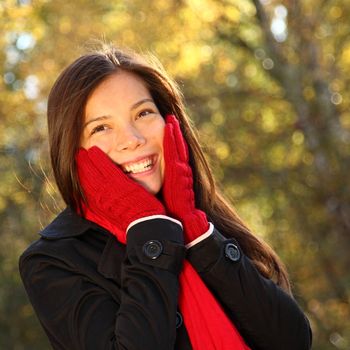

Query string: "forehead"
[[87, 71, 151, 105]]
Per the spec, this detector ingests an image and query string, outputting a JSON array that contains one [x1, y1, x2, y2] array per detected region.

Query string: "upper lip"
[[119, 154, 156, 167]]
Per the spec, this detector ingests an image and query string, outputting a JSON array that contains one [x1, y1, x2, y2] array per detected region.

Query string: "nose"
[[116, 125, 146, 151]]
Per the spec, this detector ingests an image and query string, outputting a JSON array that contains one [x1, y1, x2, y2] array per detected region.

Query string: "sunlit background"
[[1, 0, 350, 348]]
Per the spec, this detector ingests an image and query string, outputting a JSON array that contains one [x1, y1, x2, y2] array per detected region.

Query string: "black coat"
[[19, 207, 312, 349]]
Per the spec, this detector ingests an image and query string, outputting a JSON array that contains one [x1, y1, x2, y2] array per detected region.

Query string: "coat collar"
[[39, 207, 123, 281], [39, 206, 110, 240]]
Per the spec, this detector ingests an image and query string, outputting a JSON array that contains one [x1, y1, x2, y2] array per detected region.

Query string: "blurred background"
[[1, 0, 349, 348]]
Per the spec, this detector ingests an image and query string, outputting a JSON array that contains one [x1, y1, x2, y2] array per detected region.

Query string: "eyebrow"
[[131, 98, 154, 111], [84, 98, 155, 128]]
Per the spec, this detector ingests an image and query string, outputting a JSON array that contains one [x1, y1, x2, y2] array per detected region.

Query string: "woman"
[[19, 44, 312, 350]]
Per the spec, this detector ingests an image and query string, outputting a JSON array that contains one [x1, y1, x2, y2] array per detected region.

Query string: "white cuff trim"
[[126, 215, 183, 233], [185, 222, 214, 249]]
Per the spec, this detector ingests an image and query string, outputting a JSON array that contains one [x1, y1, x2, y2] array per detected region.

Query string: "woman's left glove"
[[76, 146, 166, 233], [162, 115, 209, 243]]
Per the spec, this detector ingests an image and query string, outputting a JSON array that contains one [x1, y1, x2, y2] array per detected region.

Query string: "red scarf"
[[83, 205, 250, 349]]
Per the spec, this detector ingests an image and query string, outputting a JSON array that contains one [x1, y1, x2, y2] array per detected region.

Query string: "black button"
[[143, 240, 163, 259], [225, 243, 240, 262], [176, 311, 183, 328]]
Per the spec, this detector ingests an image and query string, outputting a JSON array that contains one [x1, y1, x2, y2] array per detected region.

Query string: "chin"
[[138, 181, 161, 195], [146, 185, 161, 195]]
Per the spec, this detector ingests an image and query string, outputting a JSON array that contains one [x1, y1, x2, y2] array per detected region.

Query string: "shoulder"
[[18, 207, 113, 276]]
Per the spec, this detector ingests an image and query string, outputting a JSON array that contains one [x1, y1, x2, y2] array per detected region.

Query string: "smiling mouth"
[[121, 156, 155, 174]]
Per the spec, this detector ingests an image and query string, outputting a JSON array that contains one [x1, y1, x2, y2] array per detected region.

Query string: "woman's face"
[[80, 71, 165, 195]]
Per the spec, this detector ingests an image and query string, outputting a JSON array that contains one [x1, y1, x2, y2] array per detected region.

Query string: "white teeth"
[[123, 158, 153, 174]]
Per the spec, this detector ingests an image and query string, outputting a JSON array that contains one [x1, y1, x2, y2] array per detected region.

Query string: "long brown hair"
[[47, 42, 291, 293]]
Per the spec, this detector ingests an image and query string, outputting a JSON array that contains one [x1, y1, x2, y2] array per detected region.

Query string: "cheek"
[[155, 117, 166, 141], [144, 117, 165, 145], [81, 135, 114, 154], [152, 121, 165, 154], [156, 122, 166, 180]]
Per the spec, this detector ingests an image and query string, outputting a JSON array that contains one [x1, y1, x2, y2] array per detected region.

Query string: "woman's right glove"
[[75, 146, 166, 236]]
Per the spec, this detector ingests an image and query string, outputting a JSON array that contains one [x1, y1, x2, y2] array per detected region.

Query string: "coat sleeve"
[[19, 218, 186, 350], [186, 227, 312, 350]]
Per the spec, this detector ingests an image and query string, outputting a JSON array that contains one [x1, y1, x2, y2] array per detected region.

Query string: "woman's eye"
[[138, 109, 154, 118], [90, 124, 108, 135]]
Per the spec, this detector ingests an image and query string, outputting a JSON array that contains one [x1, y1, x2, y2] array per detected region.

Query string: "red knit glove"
[[76, 146, 166, 234], [162, 115, 209, 243]]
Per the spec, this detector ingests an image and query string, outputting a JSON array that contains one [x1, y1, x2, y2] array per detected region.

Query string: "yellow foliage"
[[292, 131, 305, 145], [235, 0, 256, 17], [211, 112, 225, 126], [0, 196, 6, 211], [239, 201, 267, 238], [215, 141, 230, 160], [261, 108, 278, 133], [244, 64, 257, 78], [340, 112, 350, 130], [286, 147, 303, 168], [340, 44, 350, 65], [267, 144, 286, 170], [59, 17, 72, 34], [225, 6, 241, 23], [12, 190, 28, 205], [302, 152, 314, 165], [303, 86, 315, 100], [186, 0, 220, 23], [329, 6, 343, 19]]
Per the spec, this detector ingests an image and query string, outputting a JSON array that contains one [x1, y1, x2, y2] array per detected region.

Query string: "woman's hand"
[[76, 146, 165, 234], [162, 115, 209, 243]]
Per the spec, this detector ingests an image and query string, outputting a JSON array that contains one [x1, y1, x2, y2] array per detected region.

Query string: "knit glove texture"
[[162, 115, 209, 243], [76, 146, 166, 233]]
